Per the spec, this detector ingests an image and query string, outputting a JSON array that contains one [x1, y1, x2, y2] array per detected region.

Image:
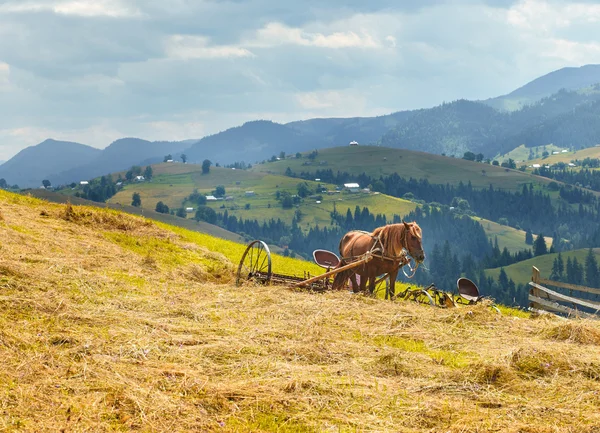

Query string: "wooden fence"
[[529, 266, 600, 318]]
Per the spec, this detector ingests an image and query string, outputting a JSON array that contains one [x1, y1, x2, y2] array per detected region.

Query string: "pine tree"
[[572, 257, 584, 285], [566, 257, 574, 283], [533, 234, 547, 256], [498, 268, 509, 291], [345, 209, 353, 228], [525, 229, 533, 245], [557, 252, 564, 281], [585, 248, 599, 288], [551, 257, 561, 281]]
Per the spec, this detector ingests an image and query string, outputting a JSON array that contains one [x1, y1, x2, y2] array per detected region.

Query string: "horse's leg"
[[350, 272, 360, 293], [359, 273, 368, 293], [388, 269, 399, 300], [369, 275, 376, 295]]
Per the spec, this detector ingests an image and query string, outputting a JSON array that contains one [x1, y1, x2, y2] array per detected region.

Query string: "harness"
[[343, 230, 419, 278]]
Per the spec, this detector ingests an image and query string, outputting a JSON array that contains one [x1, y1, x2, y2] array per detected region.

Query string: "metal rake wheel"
[[236, 240, 272, 286]]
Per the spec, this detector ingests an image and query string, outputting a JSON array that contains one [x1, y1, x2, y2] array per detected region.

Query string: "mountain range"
[[0, 138, 189, 188], [2, 64, 600, 188]]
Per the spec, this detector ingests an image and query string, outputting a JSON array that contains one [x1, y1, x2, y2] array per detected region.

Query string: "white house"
[[185, 207, 194, 213], [552, 151, 560, 155], [532, 164, 541, 168], [206, 195, 217, 201], [344, 182, 360, 193], [568, 163, 577, 167], [80, 181, 89, 185], [135, 175, 145, 182], [561, 150, 568, 153], [349, 140, 359, 146]]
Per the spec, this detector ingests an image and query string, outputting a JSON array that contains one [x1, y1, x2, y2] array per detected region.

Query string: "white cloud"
[[165, 35, 255, 59], [249, 22, 380, 49], [0, 63, 10, 92], [0, 0, 142, 18], [507, 0, 600, 32], [295, 89, 372, 113], [2, 0, 600, 161], [385, 35, 397, 48], [542, 38, 600, 64], [145, 119, 207, 141]]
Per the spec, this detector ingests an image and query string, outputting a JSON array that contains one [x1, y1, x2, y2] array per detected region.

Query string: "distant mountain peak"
[[485, 64, 600, 111]]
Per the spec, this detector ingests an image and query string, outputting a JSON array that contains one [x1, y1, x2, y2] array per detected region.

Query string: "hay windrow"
[[544, 321, 600, 345]]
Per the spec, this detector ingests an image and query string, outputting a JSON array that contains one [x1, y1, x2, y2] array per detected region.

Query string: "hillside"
[[379, 100, 505, 156], [476, 217, 552, 253], [485, 64, 600, 111], [254, 145, 557, 192], [2, 189, 600, 431], [0, 139, 101, 188], [526, 146, 600, 167], [49, 137, 189, 186], [486, 248, 600, 285], [380, 89, 600, 157], [26, 188, 244, 243], [286, 110, 415, 147], [103, 156, 549, 258], [107, 162, 418, 231]]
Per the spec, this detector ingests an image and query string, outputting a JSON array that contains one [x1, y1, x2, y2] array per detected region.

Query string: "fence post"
[[532, 266, 540, 284]]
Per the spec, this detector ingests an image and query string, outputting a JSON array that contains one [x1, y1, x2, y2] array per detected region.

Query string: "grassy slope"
[[105, 161, 545, 254], [486, 248, 600, 285], [253, 146, 558, 192], [108, 162, 418, 229], [527, 146, 600, 167], [497, 144, 564, 163], [2, 190, 600, 431], [25, 188, 245, 243], [476, 217, 552, 253]]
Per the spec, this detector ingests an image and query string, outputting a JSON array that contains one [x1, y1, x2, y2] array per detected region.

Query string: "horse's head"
[[403, 221, 425, 263]]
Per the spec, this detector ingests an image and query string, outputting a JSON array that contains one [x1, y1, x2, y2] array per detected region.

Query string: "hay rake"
[[236, 240, 489, 308]]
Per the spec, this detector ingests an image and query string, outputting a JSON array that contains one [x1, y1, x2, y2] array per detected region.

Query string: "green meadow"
[[475, 217, 552, 253], [486, 248, 600, 285], [109, 162, 418, 230]]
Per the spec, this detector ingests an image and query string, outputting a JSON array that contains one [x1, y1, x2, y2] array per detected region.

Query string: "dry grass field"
[[2, 190, 600, 432]]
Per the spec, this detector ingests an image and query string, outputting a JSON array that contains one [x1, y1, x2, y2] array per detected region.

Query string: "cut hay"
[[544, 321, 600, 345], [1, 189, 600, 432]]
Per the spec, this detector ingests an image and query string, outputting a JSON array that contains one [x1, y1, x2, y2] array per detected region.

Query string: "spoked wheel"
[[236, 240, 272, 287]]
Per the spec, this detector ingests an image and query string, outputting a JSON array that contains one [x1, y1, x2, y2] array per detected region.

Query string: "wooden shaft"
[[295, 254, 374, 287]]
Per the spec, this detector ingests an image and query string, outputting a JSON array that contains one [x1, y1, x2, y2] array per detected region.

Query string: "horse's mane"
[[372, 222, 421, 257]]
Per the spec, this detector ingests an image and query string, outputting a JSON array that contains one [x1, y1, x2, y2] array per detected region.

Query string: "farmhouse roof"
[[344, 183, 360, 188]]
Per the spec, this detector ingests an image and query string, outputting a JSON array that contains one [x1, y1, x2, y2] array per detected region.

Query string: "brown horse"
[[332, 222, 425, 297]]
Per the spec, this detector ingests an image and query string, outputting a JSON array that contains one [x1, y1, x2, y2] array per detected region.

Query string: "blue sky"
[[1, 0, 600, 159]]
